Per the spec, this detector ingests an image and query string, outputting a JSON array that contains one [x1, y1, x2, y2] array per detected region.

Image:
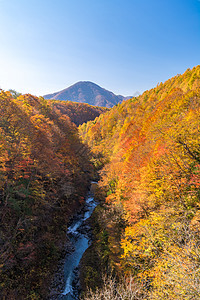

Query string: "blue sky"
[[0, 0, 199, 96]]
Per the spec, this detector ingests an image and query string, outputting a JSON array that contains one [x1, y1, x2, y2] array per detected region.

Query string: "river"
[[53, 182, 98, 299]]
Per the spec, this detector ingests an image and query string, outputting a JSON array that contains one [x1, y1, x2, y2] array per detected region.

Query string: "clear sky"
[[0, 0, 200, 96]]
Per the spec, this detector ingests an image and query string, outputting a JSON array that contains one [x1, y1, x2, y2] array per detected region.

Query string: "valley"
[[0, 65, 200, 299]]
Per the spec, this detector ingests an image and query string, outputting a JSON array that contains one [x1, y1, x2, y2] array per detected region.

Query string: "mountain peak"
[[43, 81, 131, 108]]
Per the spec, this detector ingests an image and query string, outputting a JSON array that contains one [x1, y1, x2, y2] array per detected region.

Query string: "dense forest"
[[1, 65, 200, 299], [0, 92, 94, 298], [50, 100, 108, 126], [79, 65, 200, 299]]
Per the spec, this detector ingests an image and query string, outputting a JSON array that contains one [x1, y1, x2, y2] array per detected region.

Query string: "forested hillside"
[[79, 65, 200, 299], [51, 100, 108, 126], [0, 92, 93, 298]]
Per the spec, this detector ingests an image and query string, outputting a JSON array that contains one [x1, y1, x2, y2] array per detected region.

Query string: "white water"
[[59, 185, 97, 299]]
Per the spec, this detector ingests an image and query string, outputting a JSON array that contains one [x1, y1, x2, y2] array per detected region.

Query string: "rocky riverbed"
[[48, 183, 98, 299]]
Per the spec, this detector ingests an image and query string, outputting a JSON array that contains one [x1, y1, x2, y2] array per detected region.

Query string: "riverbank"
[[48, 182, 98, 299], [48, 240, 74, 299]]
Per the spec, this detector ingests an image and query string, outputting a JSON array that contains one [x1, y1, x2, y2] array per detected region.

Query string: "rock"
[[48, 187, 98, 299]]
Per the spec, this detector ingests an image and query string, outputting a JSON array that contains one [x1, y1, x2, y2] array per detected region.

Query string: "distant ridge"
[[43, 81, 132, 108]]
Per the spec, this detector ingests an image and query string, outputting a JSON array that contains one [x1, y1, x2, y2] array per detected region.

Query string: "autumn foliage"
[[79, 65, 200, 298], [51, 100, 108, 126], [0, 92, 93, 298]]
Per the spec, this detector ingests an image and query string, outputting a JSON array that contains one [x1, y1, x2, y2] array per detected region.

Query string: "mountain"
[[51, 100, 109, 126], [43, 81, 132, 108]]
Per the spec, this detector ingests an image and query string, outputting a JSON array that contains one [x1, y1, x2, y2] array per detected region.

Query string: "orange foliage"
[[79, 65, 200, 296]]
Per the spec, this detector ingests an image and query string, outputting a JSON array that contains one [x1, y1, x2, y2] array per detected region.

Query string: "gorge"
[[0, 65, 200, 299]]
